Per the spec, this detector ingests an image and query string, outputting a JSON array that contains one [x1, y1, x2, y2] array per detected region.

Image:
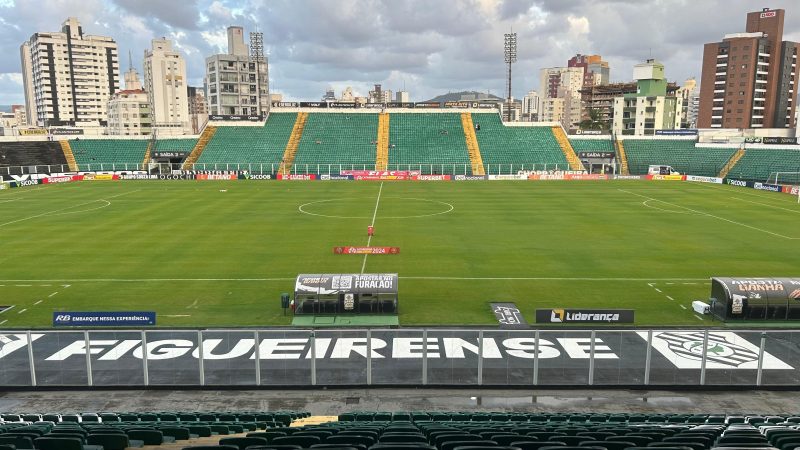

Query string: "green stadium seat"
[[473, 114, 569, 173], [388, 113, 472, 175], [727, 147, 800, 183], [196, 113, 298, 170], [218, 436, 268, 449], [86, 433, 129, 450], [71, 139, 149, 168], [623, 139, 737, 177]]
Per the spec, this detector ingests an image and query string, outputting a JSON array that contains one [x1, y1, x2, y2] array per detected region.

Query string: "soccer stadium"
[[3, 1, 800, 449]]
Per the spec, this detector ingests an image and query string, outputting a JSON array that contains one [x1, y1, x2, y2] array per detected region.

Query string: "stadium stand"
[[154, 138, 200, 153], [292, 113, 379, 172], [1, 410, 795, 450], [473, 114, 569, 172], [726, 147, 800, 183], [196, 113, 297, 169], [569, 138, 615, 153], [0, 141, 68, 170], [388, 113, 472, 174], [622, 139, 738, 177], [461, 113, 486, 176], [70, 139, 149, 167]]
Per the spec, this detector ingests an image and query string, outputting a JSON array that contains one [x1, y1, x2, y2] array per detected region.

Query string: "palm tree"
[[578, 108, 608, 131]]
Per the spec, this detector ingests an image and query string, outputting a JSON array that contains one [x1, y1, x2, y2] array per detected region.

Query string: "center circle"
[[298, 197, 454, 219]]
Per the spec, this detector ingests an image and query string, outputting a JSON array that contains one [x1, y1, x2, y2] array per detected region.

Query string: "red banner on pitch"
[[333, 246, 400, 255]]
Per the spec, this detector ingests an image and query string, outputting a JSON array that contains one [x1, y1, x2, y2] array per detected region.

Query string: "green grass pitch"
[[0, 179, 798, 328]]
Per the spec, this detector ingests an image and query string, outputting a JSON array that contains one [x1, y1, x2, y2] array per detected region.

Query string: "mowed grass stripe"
[[0, 180, 798, 327]]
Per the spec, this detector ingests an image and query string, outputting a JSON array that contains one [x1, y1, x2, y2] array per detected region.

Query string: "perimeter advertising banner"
[[277, 174, 317, 180], [340, 170, 418, 181], [53, 312, 156, 327], [536, 309, 635, 323]]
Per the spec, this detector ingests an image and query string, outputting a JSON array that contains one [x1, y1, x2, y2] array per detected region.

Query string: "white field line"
[[654, 288, 662, 293], [0, 277, 710, 282], [0, 190, 140, 228], [679, 305, 687, 310], [619, 189, 799, 240], [666, 296, 674, 301], [361, 182, 384, 274], [48, 291, 58, 297], [17, 308, 27, 314], [0, 320, 6, 325], [694, 314, 704, 321], [33, 300, 42, 305], [731, 196, 800, 214], [0, 305, 15, 314]]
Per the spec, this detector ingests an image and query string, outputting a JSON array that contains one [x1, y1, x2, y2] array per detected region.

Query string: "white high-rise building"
[[20, 17, 119, 128], [521, 90, 539, 122], [107, 66, 151, 136], [144, 39, 190, 134], [396, 91, 410, 103], [205, 26, 269, 117]]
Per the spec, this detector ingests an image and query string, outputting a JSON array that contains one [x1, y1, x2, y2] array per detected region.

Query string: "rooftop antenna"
[[128, 50, 133, 72]]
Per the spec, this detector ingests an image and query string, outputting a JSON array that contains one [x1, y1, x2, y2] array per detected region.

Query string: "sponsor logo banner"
[[578, 152, 615, 159], [454, 175, 487, 181], [277, 174, 317, 180], [272, 102, 300, 107], [413, 174, 451, 181], [760, 10, 777, 18], [753, 182, 782, 192], [333, 246, 400, 255], [159, 173, 195, 180], [50, 128, 84, 135], [414, 102, 441, 109], [328, 103, 357, 109], [386, 102, 415, 108], [686, 175, 723, 184], [83, 174, 118, 181], [295, 274, 398, 295], [443, 101, 470, 108], [340, 170, 417, 181], [536, 309, 635, 323], [490, 303, 529, 329], [245, 174, 274, 180], [783, 185, 800, 195], [320, 174, 353, 181], [208, 114, 263, 121], [18, 128, 48, 136], [614, 175, 644, 180], [488, 174, 527, 180], [41, 175, 80, 184], [196, 173, 237, 180], [655, 129, 699, 136], [11, 179, 41, 188], [572, 130, 610, 135], [648, 174, 686, 181], [638, 331, 791, 369], [726, 178, 752, 188], [762, 137, 797, 145], [53, 312, 156, 327], [120, 174, 157, 180]]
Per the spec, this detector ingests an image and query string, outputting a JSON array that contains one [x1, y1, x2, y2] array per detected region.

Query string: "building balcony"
[[714, 80, 725, 84]]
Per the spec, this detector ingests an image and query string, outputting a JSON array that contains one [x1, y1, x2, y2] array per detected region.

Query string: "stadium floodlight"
[[504, 32, 517, 122], [250, 31, 265, 117]]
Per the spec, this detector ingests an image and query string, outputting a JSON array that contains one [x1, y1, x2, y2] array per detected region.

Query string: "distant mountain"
[[425, 91, 503, 103]]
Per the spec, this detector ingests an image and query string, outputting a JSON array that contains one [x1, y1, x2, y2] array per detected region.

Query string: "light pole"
[[504, 32, 517, 122]]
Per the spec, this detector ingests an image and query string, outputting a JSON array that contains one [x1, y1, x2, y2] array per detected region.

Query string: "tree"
[[578, 108, 608, 131]]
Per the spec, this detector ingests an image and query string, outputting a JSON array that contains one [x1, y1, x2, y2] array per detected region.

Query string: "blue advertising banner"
[[53, 311, 156, 327]]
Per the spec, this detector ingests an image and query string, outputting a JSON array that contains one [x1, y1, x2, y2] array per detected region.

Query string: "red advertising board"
[[413, 174, 451, 181], [196, 173, 238, 180], [277, 174, 317, 180], [333, 246, 400, 255], [42, 175, 84, 184]]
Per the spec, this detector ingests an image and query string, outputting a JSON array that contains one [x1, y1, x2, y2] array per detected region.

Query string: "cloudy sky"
[[1, 0, 800, 104]]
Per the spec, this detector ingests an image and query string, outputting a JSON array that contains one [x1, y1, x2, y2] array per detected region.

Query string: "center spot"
[[298, 197, 454, 219]]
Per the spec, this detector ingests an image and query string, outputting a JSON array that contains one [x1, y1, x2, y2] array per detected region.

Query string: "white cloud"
[[0, 73, 22, 84]]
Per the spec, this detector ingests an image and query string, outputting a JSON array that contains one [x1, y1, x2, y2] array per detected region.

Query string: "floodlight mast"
[[504, 32, 517, 122]]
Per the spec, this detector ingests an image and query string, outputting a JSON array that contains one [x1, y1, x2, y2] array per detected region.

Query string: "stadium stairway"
[[182, 125, 217, 170], [552, 126, 584, 171], [615, 139, 630, 175], [461, 113, 486, 176], [719, 147, 746, 178], [142, 141, 153, 166], [58, 140, 78, 171], [376, 112, 390, 170], [280, 112, 309, 174]]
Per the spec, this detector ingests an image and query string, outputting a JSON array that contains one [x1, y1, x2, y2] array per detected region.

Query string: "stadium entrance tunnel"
[[298, 197, 453, 219]]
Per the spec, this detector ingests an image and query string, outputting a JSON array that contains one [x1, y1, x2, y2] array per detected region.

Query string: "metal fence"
[[1, 328, 799, 387]]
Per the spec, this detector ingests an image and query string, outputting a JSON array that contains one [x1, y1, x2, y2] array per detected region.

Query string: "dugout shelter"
[[294, 273, 398, 315]]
